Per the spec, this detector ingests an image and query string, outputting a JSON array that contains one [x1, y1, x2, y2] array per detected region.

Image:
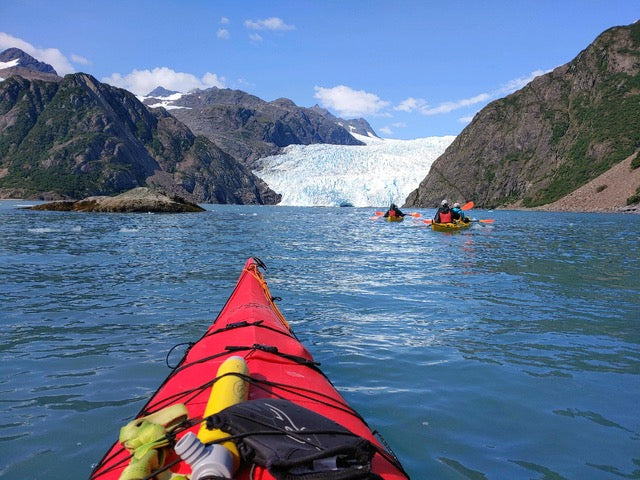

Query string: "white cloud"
[[395, 97, 428, 113], [244, 17, 295, 31], [235, 78, 255, 90], [217, 28, 230, 40], [378, 122, 408, 136], [0, 32, 74, 75], [314, 85, 390, 118], [220, 17, 230, 24], [249, 33, 263, 42], [396, 93, 490, 116], [497, 69, 549, 94], [71, 53, 90, 65], [102, 67, 226, 96], [394, 69, 549, 120], [201, 72, 225, 86], [458, 115, 474, 123], [423, 93, 491, 115]]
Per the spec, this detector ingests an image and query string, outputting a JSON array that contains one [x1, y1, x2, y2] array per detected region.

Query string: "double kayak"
[[90, 257, 409, 480], [431, 219, 471, 232]]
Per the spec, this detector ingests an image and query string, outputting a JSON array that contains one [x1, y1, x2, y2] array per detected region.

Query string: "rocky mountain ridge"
[[3, 21, 640, 212], [0, 48, 61, 82], [0, 72, 279, 203], [405, 21, 640, 211], [1, 47, 377, 201], [141, 87, 375, 167]]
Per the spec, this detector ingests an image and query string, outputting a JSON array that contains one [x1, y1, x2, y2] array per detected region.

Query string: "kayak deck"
[[90, 257, 408, 480]]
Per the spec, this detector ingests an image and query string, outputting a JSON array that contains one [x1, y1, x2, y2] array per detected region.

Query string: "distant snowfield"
[[0, 59, 20, 69], [139, 92, 189, 110], [254, 133, 455, 207]]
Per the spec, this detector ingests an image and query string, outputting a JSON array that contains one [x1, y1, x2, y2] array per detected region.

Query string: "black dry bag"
[[207, 398, 381, 480]]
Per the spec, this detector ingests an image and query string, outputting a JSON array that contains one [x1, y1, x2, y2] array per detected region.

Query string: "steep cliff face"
[[0, 73, 280, 203], [405, 21, 640, 209], [147, 87, 369, 167]]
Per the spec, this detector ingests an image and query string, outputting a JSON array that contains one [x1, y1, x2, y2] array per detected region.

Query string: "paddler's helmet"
[[441, 199, 448, 206], [390, 203, 396, 209], [453, 202, 460, 208]]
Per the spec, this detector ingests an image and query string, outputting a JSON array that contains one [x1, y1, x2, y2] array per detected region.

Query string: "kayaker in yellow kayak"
[[383, 203, 405, 219], [433, 199, 453, 223], [451, 202, 470, 223]]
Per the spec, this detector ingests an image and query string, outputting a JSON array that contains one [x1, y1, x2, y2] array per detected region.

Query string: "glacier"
[[253, 133, 455, 207]]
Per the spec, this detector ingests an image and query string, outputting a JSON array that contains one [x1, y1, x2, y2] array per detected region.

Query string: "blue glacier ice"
[[253, 133, 455, 207]]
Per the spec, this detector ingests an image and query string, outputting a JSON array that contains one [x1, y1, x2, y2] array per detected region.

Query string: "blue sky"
[[1, 1, 638, 139]]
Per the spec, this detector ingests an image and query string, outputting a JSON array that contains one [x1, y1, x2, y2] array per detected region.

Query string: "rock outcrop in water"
[[29, 187, 205, 213]]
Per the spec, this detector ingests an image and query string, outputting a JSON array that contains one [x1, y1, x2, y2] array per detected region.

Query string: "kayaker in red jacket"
[[433, 199, 453, 223], [383, 203, 405, 218]]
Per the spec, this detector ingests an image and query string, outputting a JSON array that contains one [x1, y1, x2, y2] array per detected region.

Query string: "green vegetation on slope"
[[523, 54, 640, 207]]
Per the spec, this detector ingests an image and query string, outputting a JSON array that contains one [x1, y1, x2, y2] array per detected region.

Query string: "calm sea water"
[[1, 201, 639, 480]]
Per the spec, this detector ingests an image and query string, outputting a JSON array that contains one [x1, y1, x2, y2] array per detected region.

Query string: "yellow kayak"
[[431, 219, 471, 232], [385, 215, 404, 222]]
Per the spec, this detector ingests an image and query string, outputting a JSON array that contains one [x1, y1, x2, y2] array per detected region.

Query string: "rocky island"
[[28, 187, 205, 213]]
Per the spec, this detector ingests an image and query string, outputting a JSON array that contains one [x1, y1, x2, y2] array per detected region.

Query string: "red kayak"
[[90, 257, 409, 480]]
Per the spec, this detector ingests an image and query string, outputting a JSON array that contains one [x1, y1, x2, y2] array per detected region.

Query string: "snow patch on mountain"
[[0, 59, 20, 69], [137, 91, 189, 110], [253, 133, 455, 207], [341, 122, 378, 138]]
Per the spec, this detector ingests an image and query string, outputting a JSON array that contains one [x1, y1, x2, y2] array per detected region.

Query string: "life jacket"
[[388, 209, 397, 216], [439, 210, 452, 223]]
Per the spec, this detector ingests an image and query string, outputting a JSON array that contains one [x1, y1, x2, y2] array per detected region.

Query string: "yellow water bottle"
[[197, 355, 249, 472]]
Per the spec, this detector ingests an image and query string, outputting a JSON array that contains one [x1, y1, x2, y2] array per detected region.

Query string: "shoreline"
[[502, 204, 640, 214], [3, 198, 638, 214]]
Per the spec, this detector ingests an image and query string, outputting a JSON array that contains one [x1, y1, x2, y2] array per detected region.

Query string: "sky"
[[0, 1, 638, 139]]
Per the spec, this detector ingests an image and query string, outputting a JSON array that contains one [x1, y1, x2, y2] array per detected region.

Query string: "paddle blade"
[[422, 219, 433, 224], [370, 216, 382, 220], [461, 201, 474, 211], [375, 211, 384, 216], [408, 212, 421, 217], [479, 219, 494, 223]]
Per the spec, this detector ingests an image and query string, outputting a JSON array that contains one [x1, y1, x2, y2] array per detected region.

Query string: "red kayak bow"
[[90, 257, 408, 480]]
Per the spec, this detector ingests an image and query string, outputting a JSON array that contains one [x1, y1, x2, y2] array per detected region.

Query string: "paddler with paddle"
[[383, 203, 405, 219], [433, 199, 453, 223], [451, 202, 470, 222]]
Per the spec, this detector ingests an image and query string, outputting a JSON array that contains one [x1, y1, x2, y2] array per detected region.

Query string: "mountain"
[[146, 86, 180, 98], [0, 47, 60, 82], [140, 87, 374, 168], [0, 72, 280, 203], [308, 105, 377, 137], [405, 21, 640, 210], [253, 133, 455, 207]]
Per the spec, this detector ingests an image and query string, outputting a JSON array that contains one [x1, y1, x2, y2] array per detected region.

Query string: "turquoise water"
[[1, 201, 639, 479]]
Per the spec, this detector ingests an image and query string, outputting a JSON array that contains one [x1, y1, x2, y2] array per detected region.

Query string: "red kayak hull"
[[90, 257, 408, 480]]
